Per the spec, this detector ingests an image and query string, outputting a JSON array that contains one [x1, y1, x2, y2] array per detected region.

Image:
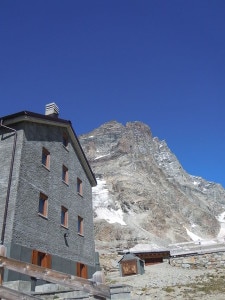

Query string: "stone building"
[[0, 103, 99, 283]]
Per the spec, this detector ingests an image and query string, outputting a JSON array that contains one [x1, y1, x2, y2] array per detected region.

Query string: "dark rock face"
[[79, 121, 225, 249]]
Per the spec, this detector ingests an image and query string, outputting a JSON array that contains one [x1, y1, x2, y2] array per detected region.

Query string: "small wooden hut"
[[118, 253, 145, 277]]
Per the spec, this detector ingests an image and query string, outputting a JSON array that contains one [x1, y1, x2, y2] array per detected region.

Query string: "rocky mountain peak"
[[79, 121, 225, 251]]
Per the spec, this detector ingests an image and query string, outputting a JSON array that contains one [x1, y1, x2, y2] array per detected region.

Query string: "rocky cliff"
[[79, 121, 225, 250]]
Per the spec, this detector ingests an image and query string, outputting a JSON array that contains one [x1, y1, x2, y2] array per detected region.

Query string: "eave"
[[0, 111, 97, 187]]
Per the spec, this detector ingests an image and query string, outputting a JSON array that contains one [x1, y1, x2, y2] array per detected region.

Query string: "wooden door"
[[76, 262, 88, 279]]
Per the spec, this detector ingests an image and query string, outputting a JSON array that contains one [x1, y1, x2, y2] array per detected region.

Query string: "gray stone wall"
[[0, 125, 24, 245], [170, 251, 225, 269], [6, 243, 97, 282], [1, 121, 97, 275]]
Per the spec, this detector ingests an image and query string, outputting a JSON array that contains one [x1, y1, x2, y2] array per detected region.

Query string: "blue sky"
[[1, 1, 225, 187]]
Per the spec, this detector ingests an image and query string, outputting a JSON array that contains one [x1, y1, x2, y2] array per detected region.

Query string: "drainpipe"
[[0, 120, 17, 245]]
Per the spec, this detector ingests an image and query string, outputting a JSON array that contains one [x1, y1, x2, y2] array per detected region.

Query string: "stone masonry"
[[169, 251, 225, 269], [0, 110, 98, 282]]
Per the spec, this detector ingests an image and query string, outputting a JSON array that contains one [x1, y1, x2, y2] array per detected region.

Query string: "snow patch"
[[185, 211, 225, 243], [193, 181, 199, 186], [95, 207, 126, 225], [184, 228, 216, 245], [93, 178, 126, 225], [185, 227, 203, 242], [217, 211, 225, 238], [92, 178, 110, 208], [218, 224, 225, 239], [94, 153, 110, 160], [217, 211, 225, 223]]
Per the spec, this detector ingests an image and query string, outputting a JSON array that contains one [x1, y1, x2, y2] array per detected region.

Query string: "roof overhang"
[[0, 111, 97, 187]]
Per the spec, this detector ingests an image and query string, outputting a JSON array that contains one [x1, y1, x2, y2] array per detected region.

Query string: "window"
[[38, 193, 48, 217], [76, 262, 88, 279], [77, 178, 82, 195], [42, 147, 50, 169], [61, 206, 68, 228], [62, 165, 68, 184], [78, 216, 84, 235], [62, 132, 68, 148], [32, 250, 51, 268]]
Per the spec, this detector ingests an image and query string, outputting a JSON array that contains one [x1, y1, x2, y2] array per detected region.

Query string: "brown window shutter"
[[31, 250, 38, 265], [76, 262, 80, 277], [31, 250, 51, 269], [76, 262, 88, 279], [43, 254, 51, 269]]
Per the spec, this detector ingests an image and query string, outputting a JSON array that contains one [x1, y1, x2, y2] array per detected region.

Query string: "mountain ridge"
[[79, 120, 225, 250]]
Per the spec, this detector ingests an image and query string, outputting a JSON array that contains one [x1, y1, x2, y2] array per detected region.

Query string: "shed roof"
[[118, 253, 143, 263]]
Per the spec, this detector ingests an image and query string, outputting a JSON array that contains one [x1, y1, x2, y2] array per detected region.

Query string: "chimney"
[[45, 103, 59, 118]]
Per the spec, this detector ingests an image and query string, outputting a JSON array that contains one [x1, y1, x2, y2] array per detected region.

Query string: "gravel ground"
[[105, 262, 225, 299]]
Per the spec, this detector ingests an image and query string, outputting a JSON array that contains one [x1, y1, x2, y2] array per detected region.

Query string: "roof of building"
[[118, 253, 144, 263], [0, 110, 97, 187], [128, 243, 169, 253]]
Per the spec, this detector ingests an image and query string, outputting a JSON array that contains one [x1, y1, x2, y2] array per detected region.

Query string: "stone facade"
[[0, 109, 98, 281], [169, 251, 225, 269]]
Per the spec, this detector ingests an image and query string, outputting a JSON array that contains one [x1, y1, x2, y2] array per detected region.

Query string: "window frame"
[[38, 193, 48, 218], [62, 132, 69, 149], [61, 206, 68, 228], [42, 147, 50, 169], [77, 178, 83, 196], [62, 165, 69, 184], [78, 216, 84, 236], [32, 250, 51, 268]]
